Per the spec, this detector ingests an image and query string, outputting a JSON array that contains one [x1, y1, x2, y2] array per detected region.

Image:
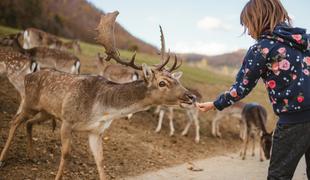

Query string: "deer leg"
[[89, 133, 107, 180], [154, 105, 161, 115], [0, 111, 28, 166], [26, 112, 51, 159], [181, 111, 193, 137], [251, 134, 256, 157], [55, 122, 72, 180], [259, 144, 265, 162], [193, 112, 200, 143], [211, 117, 218, 137], [155, 109, 165, 133], [168, 107, 175, 137], [241, 129, 250, 160]]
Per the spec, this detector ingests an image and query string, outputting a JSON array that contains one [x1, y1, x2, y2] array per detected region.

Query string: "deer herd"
[[0, 11, 273, 179]]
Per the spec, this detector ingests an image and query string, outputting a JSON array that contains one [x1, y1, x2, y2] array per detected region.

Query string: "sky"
[[88, 0, 310, 55]]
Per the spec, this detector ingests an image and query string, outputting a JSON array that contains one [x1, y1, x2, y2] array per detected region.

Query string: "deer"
[[0, 47, 39, 113], [23, 28, 82, 54], [211, 101, 246, 139], [1, 32, 81, 74], [0, 11, 197, 180], [61, 40, 82, 54], [154, 89, 202, 143], [239, 103, 272, 162]]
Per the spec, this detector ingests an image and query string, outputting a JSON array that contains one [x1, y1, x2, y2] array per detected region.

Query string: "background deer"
[[0, 11, 196, 180], [23, 28, 82, 54], [1, 33, 81, 74], [211, 101, 246, 139], [0, 47, 38, 114], [240, 103, 272, 161], [154, 89, 202, 143]]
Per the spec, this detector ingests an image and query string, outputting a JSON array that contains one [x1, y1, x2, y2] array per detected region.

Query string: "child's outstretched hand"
[[196, 102, 215, 112]]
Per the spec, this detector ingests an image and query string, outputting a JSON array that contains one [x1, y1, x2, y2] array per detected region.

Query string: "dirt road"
[[127, 153, 307, 180]]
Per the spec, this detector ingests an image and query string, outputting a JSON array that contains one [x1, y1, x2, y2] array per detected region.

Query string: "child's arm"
[[198, 45, 267, 112]]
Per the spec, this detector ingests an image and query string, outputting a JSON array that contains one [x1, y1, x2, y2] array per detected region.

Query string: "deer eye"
[[159, 81, 166, 87]]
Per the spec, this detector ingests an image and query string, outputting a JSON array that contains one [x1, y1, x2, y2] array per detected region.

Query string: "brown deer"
[[211, 101, 246, 139], [61, 40, 82, 54], [0, 48, 38, 114], [154, 89, 202, 143], [1, 33, 80, 74], [23, 28, 81, 54], [0, 11, 196, 180], [240, 103, 272, 161]]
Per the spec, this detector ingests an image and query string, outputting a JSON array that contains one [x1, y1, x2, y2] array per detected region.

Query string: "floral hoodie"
[[213, 23, 310, 124]]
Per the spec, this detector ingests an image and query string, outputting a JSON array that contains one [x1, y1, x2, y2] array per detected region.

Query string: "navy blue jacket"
[[214, 23, 310, 124]]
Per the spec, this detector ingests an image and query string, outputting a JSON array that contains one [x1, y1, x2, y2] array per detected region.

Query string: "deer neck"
[[96, 80, 155, 112]]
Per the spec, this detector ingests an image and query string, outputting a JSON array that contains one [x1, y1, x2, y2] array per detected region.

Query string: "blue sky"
[[88, 0, 310, 55]]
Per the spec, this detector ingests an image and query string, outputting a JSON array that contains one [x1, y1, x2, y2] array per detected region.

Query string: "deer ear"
[[171, 71, 183, 80], [142, 63, 153, 84]]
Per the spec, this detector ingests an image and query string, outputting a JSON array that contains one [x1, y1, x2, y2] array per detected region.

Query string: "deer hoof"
[[169, 133, 174, 137], [242, 156, 246, 160], [0, 161, 5, 168], [252, 153, 255, 157], [260, 158, 264, 162], [195, 138, 200, 143], [155, 129, 160, 133]]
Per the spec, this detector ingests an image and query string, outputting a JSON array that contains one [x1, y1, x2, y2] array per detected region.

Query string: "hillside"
[[181, 49, 247, 69], [0, 0, 158, 54]]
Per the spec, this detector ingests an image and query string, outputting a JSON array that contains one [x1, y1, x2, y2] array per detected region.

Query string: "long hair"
[[240, 0, 291, 40]]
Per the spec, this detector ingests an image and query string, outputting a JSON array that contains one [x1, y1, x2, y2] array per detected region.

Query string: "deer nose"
[[186, 93, 196, 102]]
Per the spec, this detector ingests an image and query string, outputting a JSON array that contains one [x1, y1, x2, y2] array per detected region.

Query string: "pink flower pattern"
[[279, 59, 290, 71]]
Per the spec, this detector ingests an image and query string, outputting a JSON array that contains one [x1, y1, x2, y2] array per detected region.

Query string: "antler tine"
[[156, 52, 171, 71], [129, 51, 137, 64], [111, 53, 142, 70], [168, 54, 178, 72], [175, 55, 183, 70], [159, 25, 166, 63]]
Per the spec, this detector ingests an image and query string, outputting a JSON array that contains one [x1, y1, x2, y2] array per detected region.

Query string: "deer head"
[[260, 131, 272, 160], [96, 11, 196, 107]]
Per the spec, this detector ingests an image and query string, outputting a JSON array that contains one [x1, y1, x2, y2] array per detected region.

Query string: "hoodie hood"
[[261, 23, 310, 52]]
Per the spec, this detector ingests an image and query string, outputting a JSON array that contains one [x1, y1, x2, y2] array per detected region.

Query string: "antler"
[[168, 54, 182, 72], [96, 11, 142, 70], [158, 26, 182, 72]]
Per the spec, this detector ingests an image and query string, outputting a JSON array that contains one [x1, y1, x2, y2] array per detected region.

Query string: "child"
[[196, 0, 310, 179]]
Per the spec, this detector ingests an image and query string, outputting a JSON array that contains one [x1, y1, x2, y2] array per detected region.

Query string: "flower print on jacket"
[[292, 34, 303, 44], [267, 80, 276, 89], [303, 69, 309, 76], [303, 57, 310, 66], [277, 47, 286, 55], [297, 93, 304, 103], [279, 59, 290, 71]]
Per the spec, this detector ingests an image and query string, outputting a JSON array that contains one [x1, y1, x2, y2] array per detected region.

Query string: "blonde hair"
[[240, 0, 291, 40]]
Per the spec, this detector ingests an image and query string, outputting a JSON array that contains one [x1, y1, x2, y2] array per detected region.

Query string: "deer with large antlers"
[[0, 11, 196, 180]]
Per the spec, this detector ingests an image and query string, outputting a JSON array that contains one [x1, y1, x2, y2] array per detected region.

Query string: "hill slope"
[[0, 0, 157, 54]]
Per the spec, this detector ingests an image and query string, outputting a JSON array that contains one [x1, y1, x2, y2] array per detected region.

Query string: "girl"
[[197, 0, 310, 179]]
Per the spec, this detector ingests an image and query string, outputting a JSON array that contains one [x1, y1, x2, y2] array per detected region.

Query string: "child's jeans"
[[268, 122, 310, 180]]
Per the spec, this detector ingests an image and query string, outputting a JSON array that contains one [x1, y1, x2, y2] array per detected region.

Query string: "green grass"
[[0, 25, 20, 35]]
